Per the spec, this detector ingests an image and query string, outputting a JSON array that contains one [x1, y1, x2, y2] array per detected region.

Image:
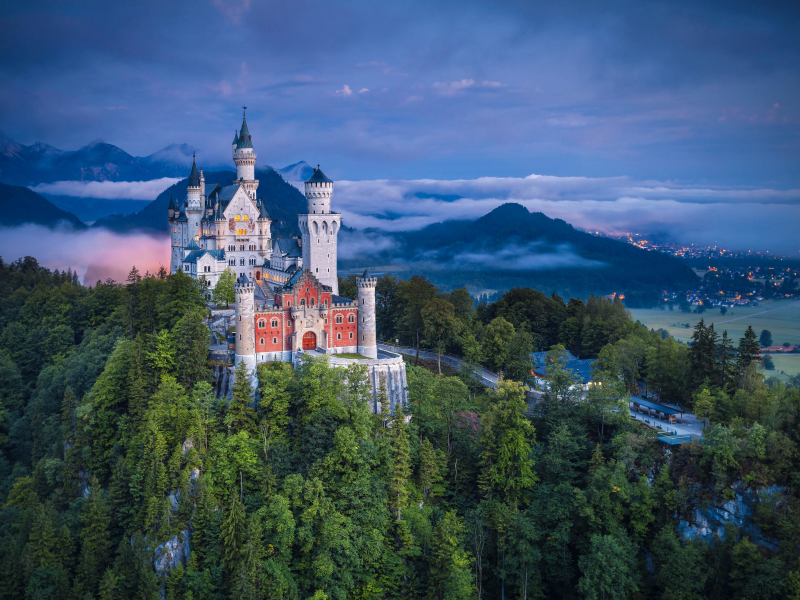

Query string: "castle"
[[168, 110, 407, 409]]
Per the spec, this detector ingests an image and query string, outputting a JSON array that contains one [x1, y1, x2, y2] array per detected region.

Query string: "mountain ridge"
[[0, 182, 86, 229]]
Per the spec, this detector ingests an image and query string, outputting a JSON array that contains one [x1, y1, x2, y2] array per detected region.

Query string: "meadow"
[[629, 299, 800, 377]]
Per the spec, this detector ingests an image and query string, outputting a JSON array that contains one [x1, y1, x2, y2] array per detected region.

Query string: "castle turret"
[[186, 153, 202, 210], [234, 274, 257, 372], [233, 108, 258, 197], [299, 166, 340, 294], [169, 195, 183, 273], [357, 270, 378, 358], [255, 196, 272, 262]]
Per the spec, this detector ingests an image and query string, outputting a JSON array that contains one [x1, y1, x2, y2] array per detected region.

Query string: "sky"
[[1, 0, 799, 269]]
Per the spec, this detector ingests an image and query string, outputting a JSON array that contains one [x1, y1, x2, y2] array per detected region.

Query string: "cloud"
[[335, 84, 353, 97], [359, 88, 369, 94], [433, 79, 508, 96], [338, 229, 396, 260], [414, 242, 606, 271], [0, 225, 168, 284], [32, 178, 180, 200], [331, 174, 800, 254]]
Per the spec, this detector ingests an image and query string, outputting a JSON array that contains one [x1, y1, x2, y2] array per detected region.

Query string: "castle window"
[[348, 315, 355, 323], [300, 299, 305, 306], [235, 215, 241, 221], [315, 268, 318, 273], [260, 338, 264, 345], [243, 216, 248, 221], [349, 332, 354, 339], [271, 319, 278, 328], [239, 258, 245, 266], [258, 320, 266, 328], [272, 337, 277, 344], [335, 315, 343, 324], [337, 333, 341, 340], [310, 298, 315, 307], [361, 317, 364, 323]]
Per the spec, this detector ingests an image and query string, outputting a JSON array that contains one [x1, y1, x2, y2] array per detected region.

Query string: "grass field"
[[629, 299, 800, 377]]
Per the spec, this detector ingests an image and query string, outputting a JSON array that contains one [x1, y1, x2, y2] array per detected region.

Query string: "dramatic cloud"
[[330, 175, 800, 254], [0, 225, 168, 284], [410, 242, 606, 271], [31, 178, 181, 200]]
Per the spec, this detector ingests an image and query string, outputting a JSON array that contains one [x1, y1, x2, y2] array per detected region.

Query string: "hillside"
[[341, 203, 699, 298], [93, 168, 307, 237], [0, 182, 85, 229]]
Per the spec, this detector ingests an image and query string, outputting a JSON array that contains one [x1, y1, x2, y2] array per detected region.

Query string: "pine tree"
[[77, 476, 112, 596], [389, 403, 411, 519], [428, 511, 474, 600], [173, 309, 212, 390], [60, 387, 81, 501], [27, 503, 57, 571], [418, 438, 446, 500], [221, 490, 246, 578], [735, 326, 761, 390], [226, 361, 257, 433]]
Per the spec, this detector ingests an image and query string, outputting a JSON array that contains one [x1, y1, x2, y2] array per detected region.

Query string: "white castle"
[[168, 110, 407, 409]]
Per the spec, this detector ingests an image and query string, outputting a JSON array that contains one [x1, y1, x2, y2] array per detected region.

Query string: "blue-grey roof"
[[232, 130, 239, 145], [274, 238, 301, 255], [182, 249, 226, 264], [185, 239, 200, 250], [305, 166, 332, 183], [188, 155, 200, 187], [218, 184, 241, 203], [332, 294, 354, 303], [256, 197, 271, 219], [168, 195, 176, 210], [531, 350, 595, 384], [237, 115, 253, 149]]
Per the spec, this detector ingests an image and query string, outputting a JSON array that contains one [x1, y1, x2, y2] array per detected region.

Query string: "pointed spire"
[[232, 129, 239, 145], [188, 152, 200, 187], [168, 194, 176, 210], [237, 108, 253, 149]]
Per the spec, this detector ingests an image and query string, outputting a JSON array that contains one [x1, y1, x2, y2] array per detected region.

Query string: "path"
[[378, 343, 500, 389], [715, 300, 800, 324]]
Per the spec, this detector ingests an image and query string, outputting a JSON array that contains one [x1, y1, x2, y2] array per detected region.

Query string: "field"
[[629, 299, 800, 377]]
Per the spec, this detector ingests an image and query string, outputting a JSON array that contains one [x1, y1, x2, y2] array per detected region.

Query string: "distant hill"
[[277, 161, 315, 182], [340, 203, 699, 298], [0, 130, 200, 185], [93, 168, 307, 237], [0, 182, 85, 229]]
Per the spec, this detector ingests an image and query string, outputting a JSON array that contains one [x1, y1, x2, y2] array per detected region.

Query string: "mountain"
[[0, 130, 199, 185], [340, 203, 699, 298], [41, 196, 151, 223], [0, 182, 85, 229], [277, 161, 315, 182], [93, 168, 307, 237]]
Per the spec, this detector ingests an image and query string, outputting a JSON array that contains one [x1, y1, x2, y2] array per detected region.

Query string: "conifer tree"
[[735, 326, 761, 389], [428, 511, 474, 600], [60, 387, 81, 500], [418, 438, 447, 500], [173, 308, 212, 390], [77, 476, 112, 596], [226, 361, 257, 433], [221, 490, 246, 578], [389, 402, 411, 519]]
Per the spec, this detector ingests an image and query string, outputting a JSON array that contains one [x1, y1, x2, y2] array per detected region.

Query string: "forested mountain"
[[0, 182, 85, 229], [92, 168, 307, 237], [0, 131, 198, 185], [341, 203, 699, 299], [0, 256, 798, 600]]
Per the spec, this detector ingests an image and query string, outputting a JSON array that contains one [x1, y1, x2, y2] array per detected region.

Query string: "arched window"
[[335, 315, 343, 324], [349, 332, 354, 339], [271, 319, 278, 328], [300, 299, 305, 306], [310, 298, 315, 307], [337, 333, 342, 340], [272, 337, 277, 344], [259, 338, 264, 345], [239, 258, 245, 266], [348, 315, 355, 323], [258, 320, 266, 328]]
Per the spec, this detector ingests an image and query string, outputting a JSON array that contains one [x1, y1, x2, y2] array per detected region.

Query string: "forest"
[[1, 256, 799, 600]]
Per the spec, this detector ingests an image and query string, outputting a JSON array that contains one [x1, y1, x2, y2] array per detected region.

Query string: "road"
[[378, 344, 500, 389], [628, 395, 705, 438]]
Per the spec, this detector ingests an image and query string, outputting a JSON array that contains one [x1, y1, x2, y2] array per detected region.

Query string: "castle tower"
[[255, 197, 272, 262], [168, 195, 182, 273], [233, 108, 258, 197], [356, 270, 378, 358], [185, 153, 203, 243], [299, 166, 340, 294], [234, 274, 256, 371]]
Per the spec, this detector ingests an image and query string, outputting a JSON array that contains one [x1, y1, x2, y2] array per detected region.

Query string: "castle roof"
[[185, 239, 201, 250], [182, 249, 226, 264], [232, 130, 239, 145], [168, 195, 176, 211], [188, 154, 201, 188], [274, 237, 301, 256], [305, 166, 332, 183], [214, 200, 225, 219], [218, 184, 241, 203], [360, 269, 371, 279], [237, 114, 253, 149], [256, 196, 271, 219]]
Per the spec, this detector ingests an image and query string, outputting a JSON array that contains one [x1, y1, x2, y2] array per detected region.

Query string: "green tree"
[[577, 531, 639, 600], [226, 360, 257, 434], [388, 402, 411, 519], [77, 476, 113, 596], [396, 275, 437, 364], [221, 490, 247, 578], [422, 298, 462, 374], [759, 329, 772, 348], [482, 317, 515, 373], [418, 438, 447, 500], [173, 308, 211, 390], [213, 267, 236, 306], [428, 511, 474, 600], [479, 379, 537, 508]]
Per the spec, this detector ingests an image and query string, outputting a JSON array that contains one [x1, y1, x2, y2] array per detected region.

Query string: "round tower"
[[168, 195, 182, 274], [299, 166, 340, 294], [357, 269, 378, 359], [233, 108, 258, 196], [234, 275, 257, 371]]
